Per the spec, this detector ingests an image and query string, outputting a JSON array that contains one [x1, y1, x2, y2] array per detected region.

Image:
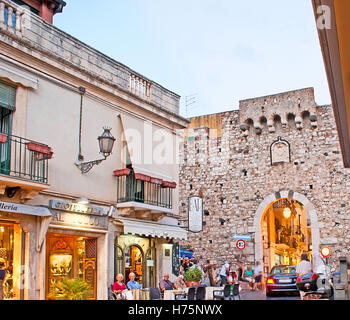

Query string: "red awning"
[[113, 168, 131, 176], [150, 177, 163, 185], [134, 173, 151, 182], [162, 181, 177, 189]]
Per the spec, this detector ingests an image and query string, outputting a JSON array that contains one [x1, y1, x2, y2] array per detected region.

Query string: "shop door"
[[124, 245, 144, 285], [82, 238, 97, 300]]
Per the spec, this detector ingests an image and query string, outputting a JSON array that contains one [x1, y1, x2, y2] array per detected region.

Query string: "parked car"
[[266, 265, 299, 297]]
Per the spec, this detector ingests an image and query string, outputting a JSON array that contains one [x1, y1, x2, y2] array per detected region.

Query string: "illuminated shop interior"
[[46, 234, 97, 299], [261, 199, 312, 270], [0, 222, 22, 300]]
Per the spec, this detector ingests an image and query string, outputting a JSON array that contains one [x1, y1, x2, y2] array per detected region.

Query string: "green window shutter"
[[0, 81, 16, 111]]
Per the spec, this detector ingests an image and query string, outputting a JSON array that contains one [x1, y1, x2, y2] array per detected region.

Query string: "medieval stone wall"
[[178, 88, 350, 269]]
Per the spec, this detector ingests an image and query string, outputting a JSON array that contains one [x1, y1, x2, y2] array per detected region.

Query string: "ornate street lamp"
[[75, 127, 116, 174]]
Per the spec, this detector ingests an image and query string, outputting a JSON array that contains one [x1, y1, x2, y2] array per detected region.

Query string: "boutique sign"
[[49, 200, 105, 216]]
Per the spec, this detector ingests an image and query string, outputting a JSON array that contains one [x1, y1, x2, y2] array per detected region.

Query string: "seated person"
[[174, 275, 186, 289], [159, 273, 174, 292], [113, 273, 127, 294], [127, 272, 142, 290]]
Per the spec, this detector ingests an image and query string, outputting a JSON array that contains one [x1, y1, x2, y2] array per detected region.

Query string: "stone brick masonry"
[[178, 87, 350, 270]]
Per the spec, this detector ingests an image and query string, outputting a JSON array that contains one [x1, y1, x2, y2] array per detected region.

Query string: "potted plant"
[[48, 278, 92, 300], [184, 267, 202, 287]]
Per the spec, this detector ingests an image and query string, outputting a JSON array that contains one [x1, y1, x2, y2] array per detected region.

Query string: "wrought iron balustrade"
[[0, 132, 52, 184], [116, 172, 173, 209]]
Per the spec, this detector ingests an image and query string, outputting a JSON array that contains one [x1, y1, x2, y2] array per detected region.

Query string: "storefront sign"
[[188, 196, 203, 233], [49, 200, 105, 216], [50, 211, 108, 230], [0, 200, 51, 217]]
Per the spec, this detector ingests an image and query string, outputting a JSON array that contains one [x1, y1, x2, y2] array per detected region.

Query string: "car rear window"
[[271, 266, 296, 274]]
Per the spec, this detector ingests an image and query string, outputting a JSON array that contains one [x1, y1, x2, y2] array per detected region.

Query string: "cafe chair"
[[187, 286, 196, 300], [231, 284, 241, 300], [213, 284, 231, 300], [195, 285, 206, 300], [108, 285, 117, 300], [150, 287, 161, 300]]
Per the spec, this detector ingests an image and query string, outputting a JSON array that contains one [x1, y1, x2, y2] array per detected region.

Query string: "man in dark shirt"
[[159, 273, 174, 292], [180, 257, 193, 275]]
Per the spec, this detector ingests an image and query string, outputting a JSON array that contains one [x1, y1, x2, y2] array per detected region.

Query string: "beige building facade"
[[0, 0, 187, 300]]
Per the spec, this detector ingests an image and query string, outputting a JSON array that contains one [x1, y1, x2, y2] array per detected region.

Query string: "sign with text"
[[188, 196, 203, 233], [50, 211, 108, 230], [232, 234, 251, 241], [49, 200, 105, 216]]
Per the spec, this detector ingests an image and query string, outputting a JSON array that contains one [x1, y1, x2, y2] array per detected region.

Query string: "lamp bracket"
[[75, 155, 107, 174]]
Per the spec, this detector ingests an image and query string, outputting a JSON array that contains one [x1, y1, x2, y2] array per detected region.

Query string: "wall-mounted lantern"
[[75, 127, 116, 174]]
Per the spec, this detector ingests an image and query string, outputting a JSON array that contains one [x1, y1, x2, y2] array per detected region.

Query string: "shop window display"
[[0, 223, 14, 299], [46, 234, 97, 300]]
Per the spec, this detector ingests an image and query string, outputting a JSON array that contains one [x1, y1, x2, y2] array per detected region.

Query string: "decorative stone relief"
[[270, 136, 291, 165]]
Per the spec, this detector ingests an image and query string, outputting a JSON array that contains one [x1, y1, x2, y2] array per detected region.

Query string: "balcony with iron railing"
[[115, 169, 176, 218], [0, 132, 53, 201]]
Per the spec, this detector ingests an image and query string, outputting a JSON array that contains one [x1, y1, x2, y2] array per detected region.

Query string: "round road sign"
[[320, 246, 331, 258], [236, 239, 246, 250]]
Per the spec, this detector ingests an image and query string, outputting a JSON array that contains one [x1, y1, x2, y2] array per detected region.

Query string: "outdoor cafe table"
[[163, 288, 188, 300], [162, 287, 219, 300]]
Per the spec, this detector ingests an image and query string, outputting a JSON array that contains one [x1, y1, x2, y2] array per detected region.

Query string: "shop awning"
[[118, 114, 176, 182], [0, 200, 51, 217], [114, 217, 187, 240]]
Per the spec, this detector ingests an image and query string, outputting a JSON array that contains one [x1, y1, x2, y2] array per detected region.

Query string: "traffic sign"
[[232, 234, 251, 241], [320, 246, 331, 258], [236, 239, 246, 250]]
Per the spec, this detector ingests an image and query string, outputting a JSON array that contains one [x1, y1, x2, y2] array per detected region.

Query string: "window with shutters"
[[0, 81, 14, 174]]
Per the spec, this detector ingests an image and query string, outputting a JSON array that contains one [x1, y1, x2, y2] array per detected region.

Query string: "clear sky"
[[54, 0, 331, 118]]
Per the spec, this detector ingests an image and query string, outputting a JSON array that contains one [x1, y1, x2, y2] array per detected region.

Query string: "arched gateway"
[[253, 190, 321, 272]]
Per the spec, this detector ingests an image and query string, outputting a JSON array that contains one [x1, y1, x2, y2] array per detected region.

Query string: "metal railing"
[[116, 172, 172, 209], [0, 133, 50, 183]]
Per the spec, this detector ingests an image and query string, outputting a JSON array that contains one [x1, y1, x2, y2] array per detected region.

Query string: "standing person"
[[219, 261, 230, 286], [211, 264, 220, 286], [0, 258, 7, 300], [296, 253, 313, 300], [179, 257, 193, 275], [202, 260, 212, 287], [237, 261, 244, 282], [253, 261, 263, 291]]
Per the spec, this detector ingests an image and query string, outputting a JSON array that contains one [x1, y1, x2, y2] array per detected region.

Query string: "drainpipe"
[[78, 86, 86, 161]]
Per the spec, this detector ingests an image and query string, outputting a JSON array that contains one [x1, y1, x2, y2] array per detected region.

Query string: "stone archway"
[[253, 190, 321, 270]]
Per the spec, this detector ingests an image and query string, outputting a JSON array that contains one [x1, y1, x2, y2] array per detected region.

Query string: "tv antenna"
[[185, 93, 198, 118]]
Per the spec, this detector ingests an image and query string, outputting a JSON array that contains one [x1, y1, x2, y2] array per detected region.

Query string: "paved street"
[[240, 289, 300, 300]]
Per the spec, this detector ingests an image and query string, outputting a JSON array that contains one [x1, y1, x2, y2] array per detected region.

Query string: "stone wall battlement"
[[239, 87, 318, 135]]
